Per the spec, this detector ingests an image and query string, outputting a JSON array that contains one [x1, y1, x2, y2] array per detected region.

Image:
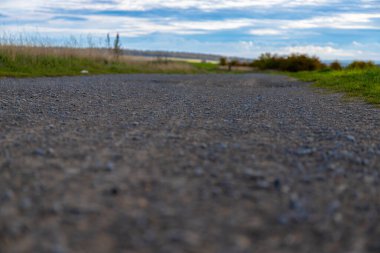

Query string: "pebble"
[[346, 135, 356, 142], [273, 178, 281, 191], [33, 148, 46, 156], [105, 161, 115, 172], [19, 197, 33, 211], [256, 180, 270, 189], [295, 147, 316, 155], [327, 200, 341, 214], [2, 190, 14, 202], [194, 166, 204, 176], [51, 244, 67, 253], [109, 187, 120, 196], [243, 168, 264, 180]]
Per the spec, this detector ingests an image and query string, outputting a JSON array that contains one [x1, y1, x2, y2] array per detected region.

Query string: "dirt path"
[[1, 74, 380, 253]]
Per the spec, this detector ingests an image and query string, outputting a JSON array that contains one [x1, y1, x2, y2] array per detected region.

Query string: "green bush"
[[219, 57, 227, 66], [251, 53, 325, 72], [347, 61, 375, 70], [330, 60, 342, 70], [230, 60, 240, 66], [251, 53, 282, 70]]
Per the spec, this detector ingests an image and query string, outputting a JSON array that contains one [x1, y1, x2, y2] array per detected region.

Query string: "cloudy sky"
[[0, 0, 379, 60]]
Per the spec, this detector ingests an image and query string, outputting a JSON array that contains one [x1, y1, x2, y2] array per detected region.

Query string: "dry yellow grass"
[[0, 44, 207, 76], [0, 44, 149, 62]]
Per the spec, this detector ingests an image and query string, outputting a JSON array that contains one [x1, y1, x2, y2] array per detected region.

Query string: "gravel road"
[[1, 74, 380, 253]]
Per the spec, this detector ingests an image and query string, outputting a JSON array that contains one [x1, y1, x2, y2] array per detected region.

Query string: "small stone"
[[256, 180, 270, 189], [8, 221, 27, 236], [200, 143, 207, 149], [235, 235, 251, 250], [80, 70, 89, 74], [295, 147, 316, 155], [109, 187, 119, 196], [281, 185, 290, 194], [47, 148, 55, 156], [184, 231, 201, 246], [132, 136, 141, 141], [334, 213, 343, 223], [243, 168, 264, 180], [216, 143, 228, 150], [289, 194, 302, 210], [19, 197, 32, 211], [2, 190, 14, 201], [364, 175, 375, 184], [328, 200, 341, 214], [273, 178, 281, 191], [51, 244, 67, 253], [194, 167, 204, 176], [167, 230, 183, 243], [167, 133, 181, 139], [66, 168, 80, 176], [337, 184, 347, 194], [33, 148, 46, 156], [51, 202, 63, 214], [346, 135, 356, 142], [278, 215, 289, 225], [105, 162, 115, 172]]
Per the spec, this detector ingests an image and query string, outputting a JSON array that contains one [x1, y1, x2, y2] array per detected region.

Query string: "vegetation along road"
[[1, 73, 380, 253]]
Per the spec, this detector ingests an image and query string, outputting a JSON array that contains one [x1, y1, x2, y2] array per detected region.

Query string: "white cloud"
[[2, 16, 256, 37], [282, 13, 380, 30], [240, 43, 380, 61], [249, 29, 284, 35], [280, 45, 358, 58], [28, 0, 340, 11]]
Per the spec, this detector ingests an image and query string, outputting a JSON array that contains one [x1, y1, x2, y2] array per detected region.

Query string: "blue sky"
[[0, 0, 380, 60]]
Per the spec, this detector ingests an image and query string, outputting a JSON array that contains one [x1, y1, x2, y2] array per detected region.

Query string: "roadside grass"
[[0, 45, 221, 77], [190, 62, 223, 73], [289, 67, 380, 104]]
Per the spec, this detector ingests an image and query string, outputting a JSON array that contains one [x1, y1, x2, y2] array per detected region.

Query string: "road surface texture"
[[0, 74, 380, 253]]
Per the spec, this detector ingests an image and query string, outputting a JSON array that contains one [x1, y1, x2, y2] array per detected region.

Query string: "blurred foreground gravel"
[[0, 74, 380, 253]]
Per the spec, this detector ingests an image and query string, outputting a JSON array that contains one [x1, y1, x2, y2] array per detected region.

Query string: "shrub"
[[251, 53, 325, 72], [347, 61, 375, 70], [282, 54, 326, 72], [330, 60, 342, 70], [230, 59, 240, 66], [251, 53, 281, 70], [219, 57, 227, 66]]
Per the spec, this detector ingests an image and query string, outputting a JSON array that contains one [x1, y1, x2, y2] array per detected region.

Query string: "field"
[[0, 45, 221, 77], [2, 41, 380, 106], [290, 67, 380, 104]]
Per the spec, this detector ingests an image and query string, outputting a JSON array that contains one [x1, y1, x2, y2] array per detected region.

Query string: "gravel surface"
[[0, 74, 380, 253]]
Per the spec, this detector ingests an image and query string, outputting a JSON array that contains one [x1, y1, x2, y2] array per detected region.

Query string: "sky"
[[0, 0, 379, 60]]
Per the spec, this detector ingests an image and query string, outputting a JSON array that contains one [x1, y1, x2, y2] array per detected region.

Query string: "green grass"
[[0, 54, 121, 77], [289, 67, 380, 104], [190, 62, 224, 73], [0, 46, 222, 78]]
